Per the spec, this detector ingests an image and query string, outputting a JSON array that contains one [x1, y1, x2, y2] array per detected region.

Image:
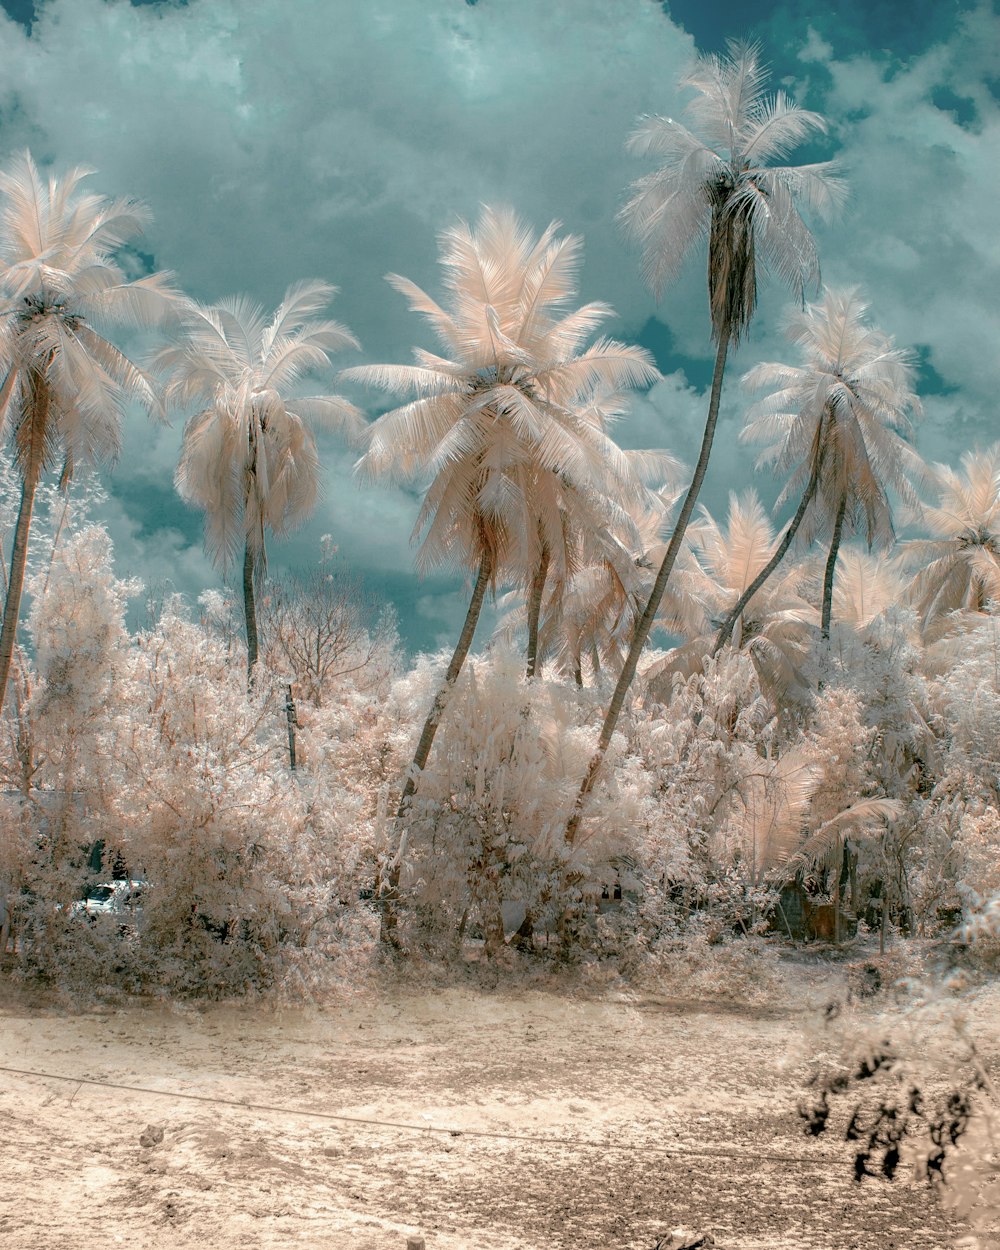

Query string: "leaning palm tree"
[[160, 282, 362, 676], [0, 151, 176, 717], [714, 288, 923, 650], [565, 39, 843, 842], [347, 207, 658, 942], [898, 444, 1000, 642]]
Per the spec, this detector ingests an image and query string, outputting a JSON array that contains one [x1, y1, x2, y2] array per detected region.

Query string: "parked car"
[[69, 880, 149, 932]]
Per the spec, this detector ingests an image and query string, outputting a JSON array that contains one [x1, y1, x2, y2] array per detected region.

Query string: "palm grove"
[[0, 42, 998, 992]]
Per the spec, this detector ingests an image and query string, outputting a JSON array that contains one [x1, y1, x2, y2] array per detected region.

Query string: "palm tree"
[[347, 207, 658, 941], [161, 282, 362, 677], [546, 486, 680, 685], [565, 39, 843, 842], [514, 443, 673, 681], [499, 468, 680, 683], [715, 288, 923, 650], [899, 444, 1000, 642], [831, 547, 907, 634], [648, 491, 815, 704], [0, 151, 176, 717]]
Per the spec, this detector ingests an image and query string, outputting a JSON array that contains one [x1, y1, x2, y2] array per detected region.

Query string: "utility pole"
[[285, 683, 298, 771]]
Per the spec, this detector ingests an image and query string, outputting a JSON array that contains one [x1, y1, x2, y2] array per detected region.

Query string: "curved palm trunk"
[[564, 325, 731, 846], [712, 429, 828, 656], [525, 543, 550, 679], [379, 546, 494, 948], [821, 493, 847, 640], [243, 543, 259, 680]]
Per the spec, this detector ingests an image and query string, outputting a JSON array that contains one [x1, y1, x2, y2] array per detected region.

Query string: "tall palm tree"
[[347, 207, 658, 941], [714, 288, 923, 651], [0, 151, 176, 717], [161, 282, 362, 677], [899, 444, 1000, 642], [648, 491, 816, 704], [565, 39, 843, 843]]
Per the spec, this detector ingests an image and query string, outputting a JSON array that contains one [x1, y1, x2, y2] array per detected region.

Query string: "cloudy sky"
[[0, 0, 997, 652]]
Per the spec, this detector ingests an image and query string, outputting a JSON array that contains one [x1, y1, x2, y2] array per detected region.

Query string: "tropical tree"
[[831, 547, 907, 634], [565, 39, 843, 842], [648, 490, 815, 704], [715, 288, 923, 650], [899, 444, 1000, 642], [347, 207, 658, 940], [549, 486, 680, 685], [161, 282, 362, 677], [499, 473, 681, 683], [513, 443, 672, 681], [0, 151, 176, 717]]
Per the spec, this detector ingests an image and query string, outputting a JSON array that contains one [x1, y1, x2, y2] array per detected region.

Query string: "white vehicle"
[[69, 880, 148, 929]]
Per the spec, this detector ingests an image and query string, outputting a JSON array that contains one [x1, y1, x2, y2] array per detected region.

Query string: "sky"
[[0, 0, 997, 653]]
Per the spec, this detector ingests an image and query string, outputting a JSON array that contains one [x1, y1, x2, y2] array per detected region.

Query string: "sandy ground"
[[0, 957, 994, 1250]]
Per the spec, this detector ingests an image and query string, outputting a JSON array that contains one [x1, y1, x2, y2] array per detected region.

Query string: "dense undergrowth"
[[0, 479, 997, 1011]]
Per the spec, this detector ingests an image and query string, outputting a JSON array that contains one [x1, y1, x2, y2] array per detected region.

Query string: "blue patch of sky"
[[930, 86, 979, 128], [0, 0, 32, 26], [1, 0, 189, 27], [110, 479, 202, 543], [634, 317, 716, 391], [662, 0, 980, 62], [912, 345, 961, 397]]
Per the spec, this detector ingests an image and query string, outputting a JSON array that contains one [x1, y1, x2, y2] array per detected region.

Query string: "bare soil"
[[0, 956, 991, 1250]]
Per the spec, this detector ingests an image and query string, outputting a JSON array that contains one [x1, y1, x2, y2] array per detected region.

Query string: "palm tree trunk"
[[834, 837, 843, 945], [0, 370, 50, 720], [243, 543, 259, 679], [380, 545, 494, 948], [564, 325, 731, 845], [712, 433, 826, 656], [0, 524, 34, 791], [0, 474, 40, 720], [525, 542, 549, 679], [821, 493, 847, 640]]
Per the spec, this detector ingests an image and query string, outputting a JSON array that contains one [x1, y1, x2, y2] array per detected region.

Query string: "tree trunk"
[[712, 427, 827, 656], [821, 493, 847, 640], [243, 543, 259, 680], [0, 475, 40, 720], [380, 546, 495, 948], [834, 837, 843, 945], [564, 326, 731, 845], [525, 542, 549, 679]]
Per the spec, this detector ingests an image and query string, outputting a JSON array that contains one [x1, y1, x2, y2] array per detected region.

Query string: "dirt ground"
[[0, 955, 994, 1250]]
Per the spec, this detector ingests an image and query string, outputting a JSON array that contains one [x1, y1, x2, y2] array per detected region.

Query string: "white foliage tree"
[[568, 39, 843, 843], [0, 151, 175, 716], [162, 281, 362, 677]]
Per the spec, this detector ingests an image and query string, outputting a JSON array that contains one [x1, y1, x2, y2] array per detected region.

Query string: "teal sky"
[[0, 0, 997, 653]]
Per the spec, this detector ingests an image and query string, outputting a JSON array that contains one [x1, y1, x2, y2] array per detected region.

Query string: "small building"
[[773, 881, 856, 942]]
